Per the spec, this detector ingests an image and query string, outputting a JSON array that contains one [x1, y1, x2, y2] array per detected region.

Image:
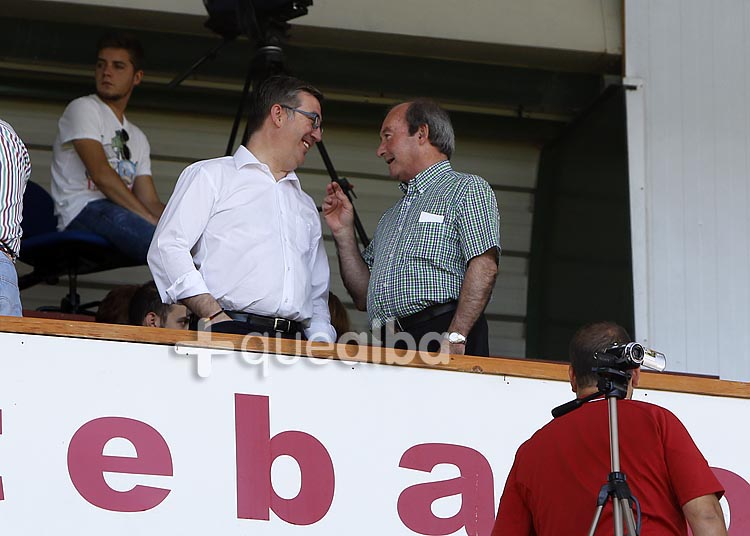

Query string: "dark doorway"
[[526, 85, 634, 361]]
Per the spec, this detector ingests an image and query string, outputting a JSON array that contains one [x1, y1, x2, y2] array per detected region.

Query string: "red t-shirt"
[[492, 399, 723, 536]]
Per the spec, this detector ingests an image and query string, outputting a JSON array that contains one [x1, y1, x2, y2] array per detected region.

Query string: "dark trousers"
[[384, 311, 490, 356]]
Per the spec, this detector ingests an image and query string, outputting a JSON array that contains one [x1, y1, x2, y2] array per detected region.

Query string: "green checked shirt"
[[362, 160, 501, 327]]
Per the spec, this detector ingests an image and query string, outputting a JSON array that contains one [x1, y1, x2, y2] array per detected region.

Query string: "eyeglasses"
[[116, 129, 131, 160], [281, 104, 322, 130]]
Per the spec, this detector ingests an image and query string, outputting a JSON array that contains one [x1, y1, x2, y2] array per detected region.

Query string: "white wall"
[[625, 0, 750, 380]]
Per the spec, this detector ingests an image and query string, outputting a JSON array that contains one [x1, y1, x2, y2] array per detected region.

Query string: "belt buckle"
[[273, 317, 290, 332]]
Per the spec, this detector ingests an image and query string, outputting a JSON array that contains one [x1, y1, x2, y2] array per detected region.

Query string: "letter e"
[[67, 417, 173, 512]]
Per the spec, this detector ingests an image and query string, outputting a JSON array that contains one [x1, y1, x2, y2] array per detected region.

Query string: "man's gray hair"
[[404, 99, 455, 159]]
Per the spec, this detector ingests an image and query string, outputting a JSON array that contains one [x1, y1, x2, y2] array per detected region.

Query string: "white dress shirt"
[[148, 146, 335, 342]]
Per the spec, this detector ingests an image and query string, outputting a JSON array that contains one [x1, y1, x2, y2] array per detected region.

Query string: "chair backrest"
[[21, 181, 58, 239]]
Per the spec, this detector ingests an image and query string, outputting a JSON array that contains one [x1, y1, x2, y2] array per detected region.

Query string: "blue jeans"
[[67, 199, 156, 263], [0, 253, 22, 317]]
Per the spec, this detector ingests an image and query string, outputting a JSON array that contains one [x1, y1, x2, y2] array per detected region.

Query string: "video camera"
[[595, 342, 666, 372]]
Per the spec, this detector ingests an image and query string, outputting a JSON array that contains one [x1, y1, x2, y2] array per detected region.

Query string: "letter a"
[[398, 443, 494, 536]]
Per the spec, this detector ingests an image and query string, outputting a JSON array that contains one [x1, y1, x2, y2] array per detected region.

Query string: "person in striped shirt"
[[0, 118, 31, 317]]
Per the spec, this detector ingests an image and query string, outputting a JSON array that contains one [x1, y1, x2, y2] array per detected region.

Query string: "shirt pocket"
[[294, 214, 314, 255], [411, 218, 453, 262]]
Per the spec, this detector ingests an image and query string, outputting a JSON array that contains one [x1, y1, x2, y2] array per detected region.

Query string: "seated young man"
[[51, 31, 164, 262]]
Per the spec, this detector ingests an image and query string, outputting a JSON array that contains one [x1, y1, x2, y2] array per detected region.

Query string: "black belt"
[[224, 311, 303, 334], [0, 240, 16, 262], [396, 301, 458, 331]]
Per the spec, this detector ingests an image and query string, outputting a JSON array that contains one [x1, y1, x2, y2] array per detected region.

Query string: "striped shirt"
[[362, 160, 501, 327], [0, 119, 32, 259]]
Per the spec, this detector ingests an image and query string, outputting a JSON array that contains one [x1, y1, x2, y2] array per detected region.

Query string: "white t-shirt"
[[50, 94, 152, 230]]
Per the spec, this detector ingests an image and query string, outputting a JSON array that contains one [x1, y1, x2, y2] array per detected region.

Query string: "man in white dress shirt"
[[148, 75, 335, 342]]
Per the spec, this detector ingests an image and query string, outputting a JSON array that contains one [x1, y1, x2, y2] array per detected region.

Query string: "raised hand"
[[322, 182, 355, 235]]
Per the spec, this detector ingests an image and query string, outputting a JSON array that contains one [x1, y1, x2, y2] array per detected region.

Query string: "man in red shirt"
[[492, 321, 726, 536]]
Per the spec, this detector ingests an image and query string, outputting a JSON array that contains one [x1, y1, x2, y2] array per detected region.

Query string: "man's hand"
[[73, 138, 158, 224], [440, 337, 466, 356], [181, 294, 231, 327], [322, 182, 355, 236], [322, 181, 370, 310]]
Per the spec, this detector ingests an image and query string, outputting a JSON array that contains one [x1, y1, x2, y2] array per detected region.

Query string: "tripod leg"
[[612, 498, 624, 536], [587, 504, 605, 536], [619, 497, 638, 535]]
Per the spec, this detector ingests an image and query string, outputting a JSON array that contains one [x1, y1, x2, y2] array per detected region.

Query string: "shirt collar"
[[93, 94, 128, 128], [399, 159, 452, 195], [233, 145, 300, 185]]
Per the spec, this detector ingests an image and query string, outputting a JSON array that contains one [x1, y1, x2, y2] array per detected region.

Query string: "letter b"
[[235, 394, 335, 525]]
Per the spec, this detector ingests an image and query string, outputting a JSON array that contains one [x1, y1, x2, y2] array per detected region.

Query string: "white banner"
[[0, 331, 747, 535]]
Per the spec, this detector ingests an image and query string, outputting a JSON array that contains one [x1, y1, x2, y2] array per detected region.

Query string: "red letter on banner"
[[709, 468, 750, 535], [0, 409, 4, 501], [67, 417, 173, 512], [398, 443, 495, 536], [235, 393, 335, 525]]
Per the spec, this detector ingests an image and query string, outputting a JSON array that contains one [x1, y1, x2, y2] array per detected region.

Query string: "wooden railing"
[[1, 316, 748, 399]]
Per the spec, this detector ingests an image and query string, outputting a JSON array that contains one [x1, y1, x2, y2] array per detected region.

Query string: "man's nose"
[[376, 141, 385, 158], [311, 127, 322, 143]]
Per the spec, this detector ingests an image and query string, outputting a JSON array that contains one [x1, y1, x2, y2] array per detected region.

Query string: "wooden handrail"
[[1, 316, 748, 399]]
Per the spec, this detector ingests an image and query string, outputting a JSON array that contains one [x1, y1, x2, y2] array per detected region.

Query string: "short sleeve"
[[457, 176, 501, 262], [57, 98, 102, 145], [660, 408, 724, 505]]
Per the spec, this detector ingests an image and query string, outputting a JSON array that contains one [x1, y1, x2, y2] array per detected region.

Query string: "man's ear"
[[568, 365, 577, 393], [143, 311, 160, 328], [417, 124, 429, 143], [271, 103, 285, 127], [133, 69, 144, 87]]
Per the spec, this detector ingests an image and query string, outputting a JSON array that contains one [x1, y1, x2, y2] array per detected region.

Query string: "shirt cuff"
[[165, 271, 211, 304], [305, 322, 337, 343]]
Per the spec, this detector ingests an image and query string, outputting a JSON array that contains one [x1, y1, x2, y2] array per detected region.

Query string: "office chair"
[[18, 181, 142, 314]]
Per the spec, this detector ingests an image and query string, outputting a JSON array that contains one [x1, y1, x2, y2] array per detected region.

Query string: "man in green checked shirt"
[[322, 99, 500, 356]]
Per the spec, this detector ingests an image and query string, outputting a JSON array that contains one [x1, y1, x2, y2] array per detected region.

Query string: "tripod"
[[552, 368, 642, 536], [169, 4, 371, 248]]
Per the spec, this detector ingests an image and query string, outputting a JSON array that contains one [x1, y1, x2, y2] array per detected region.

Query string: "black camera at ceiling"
[[203, 0, 313, 41]]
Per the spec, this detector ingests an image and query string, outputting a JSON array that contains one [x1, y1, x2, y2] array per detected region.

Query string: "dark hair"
[[569, 321, 633, 388], [245, 75, 323, 137], [403, 99, 455, 159], [128, 281, 169, 326], [96, 31, 145, 71], [96, 284, 139, 324]]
